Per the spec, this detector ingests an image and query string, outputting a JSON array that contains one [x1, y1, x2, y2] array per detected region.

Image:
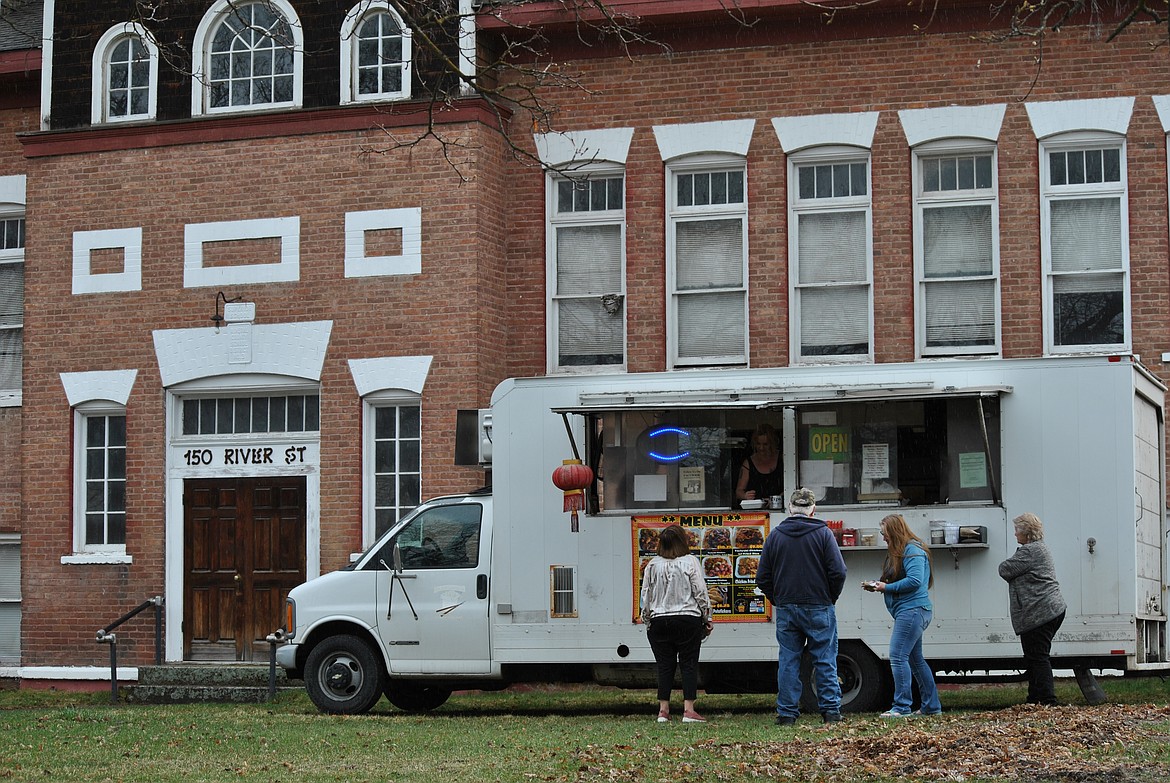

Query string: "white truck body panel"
[[282, 355, 1168, 712]]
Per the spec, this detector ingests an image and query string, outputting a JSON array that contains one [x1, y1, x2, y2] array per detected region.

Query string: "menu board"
[[633, 512, 770, 623]]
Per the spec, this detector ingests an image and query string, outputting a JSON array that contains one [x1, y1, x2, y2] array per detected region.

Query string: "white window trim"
[[90, 22, 159, 124], [0, 177, 25, 406], [653, 119, 755, 161], [344, 208, 422, 278], [457, 0, 477, 96], [339, 1, 413, 104], [72, 227, 143, 294], [361, 390, 422, 549], [1039, 131, 1131, 355], [535, 127, 635, 170], [787, 144, 874, 365], [545, 164, 628, 374], [1153, 96, 1170, 366], [66, 400, 130, 562], [183, 216, 300, 288], [911, 138, 1002, 358], [190, 0, 304, 116], [665, 153, 749, 368]]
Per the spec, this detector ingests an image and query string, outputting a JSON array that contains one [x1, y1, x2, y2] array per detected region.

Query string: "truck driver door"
[[372, 502, 492, 674]]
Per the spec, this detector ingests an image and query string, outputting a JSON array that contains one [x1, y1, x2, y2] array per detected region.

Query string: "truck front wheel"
[[304, 634, 386, 715], [384, 680, 452, 712]]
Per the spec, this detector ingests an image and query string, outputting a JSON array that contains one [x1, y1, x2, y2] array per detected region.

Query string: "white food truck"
[[276, 355, 1169, 714]]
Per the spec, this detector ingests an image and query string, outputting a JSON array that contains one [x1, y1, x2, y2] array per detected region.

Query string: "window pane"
[[400, 406, 420, 438], [798, 167, 815, 199], [252, 398, 269, 433], [269, 396, 286, 432], [375, 407, 396, 438], [1103, 148, 1121, 182], [200, 399, 217, 433], [558, 297, 623, 367], [86, 449, 105, 479], [1049, 151, 1067, 186], [216, 399, 234, 434], [107, 415, 125, 447], [675, 219, 743, 290], [86, 417, 106, 447], [183, 400, 199, 434], [401, 440, 421, 472], [677, 173, 693, 207], [1050, 198, 1122, 273], [796, 211, 866, 285], [305, 395, 320, 431], [1053, 273, 1125, 346], [922, 205, 993, 278], [800, 285, 868, 355], [107, 513, 126, 545], [234, 398, 251, 433], [287, 395, 305, 432], [924, 279, 996, 347], [375, 441, 395, 473], [677, 290, 745, 359], [108, 447, 126, 480], [400, 474, 421, 506]]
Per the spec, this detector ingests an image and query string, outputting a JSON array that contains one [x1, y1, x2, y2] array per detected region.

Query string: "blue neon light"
[[647, 426, 691, 463]]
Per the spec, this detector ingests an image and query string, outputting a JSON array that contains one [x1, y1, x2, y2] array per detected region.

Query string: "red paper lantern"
[[552, 459, 594, 532]]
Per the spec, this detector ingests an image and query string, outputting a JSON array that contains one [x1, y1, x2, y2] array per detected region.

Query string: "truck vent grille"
[[550, 565, 576, 618]]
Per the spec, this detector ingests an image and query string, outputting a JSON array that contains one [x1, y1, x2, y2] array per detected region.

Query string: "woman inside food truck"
[[736, 423, 783, 507]]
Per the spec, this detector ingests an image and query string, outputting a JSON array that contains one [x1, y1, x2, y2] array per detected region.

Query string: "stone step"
[[123, 683, 298, 704], [136, 663, 299, 687]]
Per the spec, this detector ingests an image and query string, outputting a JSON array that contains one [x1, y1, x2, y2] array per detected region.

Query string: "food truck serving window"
[[588, 409, 766, 512], [795, 395, 1000, 507], [584, 394, 1001, 512]]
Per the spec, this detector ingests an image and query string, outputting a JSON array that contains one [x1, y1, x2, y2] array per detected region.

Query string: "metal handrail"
[[95, 595, 164, 703]]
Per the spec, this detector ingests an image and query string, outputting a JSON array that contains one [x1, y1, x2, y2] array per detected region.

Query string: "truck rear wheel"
[[304, 634, 386, 715], [384, 680, 452, 712], [837, 641, 891, 713]]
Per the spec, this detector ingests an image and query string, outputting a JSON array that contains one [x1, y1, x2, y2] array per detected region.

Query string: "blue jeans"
[[889, 606, 941, 714], [775, 604, 841, 717]]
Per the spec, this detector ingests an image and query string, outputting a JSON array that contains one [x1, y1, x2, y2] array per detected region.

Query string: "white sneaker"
[[880, 709, 911, 718]]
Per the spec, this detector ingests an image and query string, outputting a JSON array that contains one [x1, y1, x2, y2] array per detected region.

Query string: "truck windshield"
[[362, 503, 483, 571]]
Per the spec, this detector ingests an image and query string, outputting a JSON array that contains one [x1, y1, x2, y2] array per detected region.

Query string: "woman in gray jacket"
[[998, 513, 1067, 705]]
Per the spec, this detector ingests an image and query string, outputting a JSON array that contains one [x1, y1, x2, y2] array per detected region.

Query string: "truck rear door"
[[373, 500, 492, 673]]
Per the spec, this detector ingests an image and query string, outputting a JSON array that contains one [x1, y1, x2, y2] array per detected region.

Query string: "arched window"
[[340, 1, 412, 104], [91, 23, 159, 123], [192, 0, 304, 115]]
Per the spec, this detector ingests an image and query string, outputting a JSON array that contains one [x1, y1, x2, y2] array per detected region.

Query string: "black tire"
[[384, 680, 452, 712], [837, 640, 892, 713], [304, 634, 386, 715]]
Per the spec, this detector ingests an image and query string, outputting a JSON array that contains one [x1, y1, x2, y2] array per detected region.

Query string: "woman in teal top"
[[864, 514, 942, 717]]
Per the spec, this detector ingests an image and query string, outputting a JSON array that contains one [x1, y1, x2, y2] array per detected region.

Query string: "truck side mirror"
[[392, 541, 404, 573]]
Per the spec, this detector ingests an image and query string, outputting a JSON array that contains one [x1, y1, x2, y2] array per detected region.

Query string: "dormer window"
[[91, 24, 158, 123], [192, 0, 304, 115], [340, 1, 413, 104]]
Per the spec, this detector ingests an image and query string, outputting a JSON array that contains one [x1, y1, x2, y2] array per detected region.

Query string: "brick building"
[[4, 1, 1170, 679]]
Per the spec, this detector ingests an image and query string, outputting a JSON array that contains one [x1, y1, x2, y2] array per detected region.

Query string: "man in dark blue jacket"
[[755, 487, 847, 725]]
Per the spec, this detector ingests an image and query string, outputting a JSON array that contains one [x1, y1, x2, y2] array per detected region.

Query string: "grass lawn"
[[1, 677, 1169, 782]]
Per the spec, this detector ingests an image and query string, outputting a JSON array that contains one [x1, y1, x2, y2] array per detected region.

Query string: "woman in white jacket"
[[640, 524, 713, 723]]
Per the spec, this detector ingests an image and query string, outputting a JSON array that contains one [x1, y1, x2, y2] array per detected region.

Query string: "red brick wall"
[[498, 23, 1170, 382], [20, 122, 510, 665]]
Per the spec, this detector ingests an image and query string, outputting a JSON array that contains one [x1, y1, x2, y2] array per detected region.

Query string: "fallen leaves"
[[572, 703, 1170, 782]]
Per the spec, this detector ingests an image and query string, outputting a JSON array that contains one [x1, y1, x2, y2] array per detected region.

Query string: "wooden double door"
[[183, 477, 306, 661]]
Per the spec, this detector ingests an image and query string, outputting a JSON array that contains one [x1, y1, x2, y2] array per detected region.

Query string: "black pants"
[[647, 615, 704, 702], [1020, 611, 1065, 705]]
